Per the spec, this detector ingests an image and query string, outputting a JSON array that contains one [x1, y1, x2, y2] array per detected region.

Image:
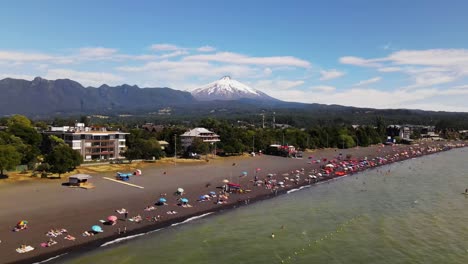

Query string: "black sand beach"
[[0, 142, 465, 264]]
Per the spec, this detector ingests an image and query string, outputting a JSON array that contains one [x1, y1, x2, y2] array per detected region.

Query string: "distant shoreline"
[[2, 142, 465, 264]]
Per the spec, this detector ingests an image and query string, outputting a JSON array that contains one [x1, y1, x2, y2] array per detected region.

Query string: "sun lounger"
[[116, 209, 127, 214], [16, 245, 34, 253], [64, 235, 76, 241]]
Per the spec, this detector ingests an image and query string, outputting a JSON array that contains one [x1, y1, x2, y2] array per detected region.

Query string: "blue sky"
[[1, 0, 468, 111]]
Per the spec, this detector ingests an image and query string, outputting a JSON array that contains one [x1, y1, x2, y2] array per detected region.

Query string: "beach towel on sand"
[[16, 246, 34, 253]]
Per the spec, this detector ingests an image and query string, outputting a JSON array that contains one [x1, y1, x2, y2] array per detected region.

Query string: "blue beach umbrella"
[[159, 197, 167, 203], [242, 171, 248, 175], [199, 195, 206, 200], [209, 191, 216, 195], [91, 225, 103, 233], [181, 198, 189, 203]]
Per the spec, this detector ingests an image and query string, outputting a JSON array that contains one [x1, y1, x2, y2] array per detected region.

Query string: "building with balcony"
[[43, 123, 128, 161], [180, 127, 220, 148]]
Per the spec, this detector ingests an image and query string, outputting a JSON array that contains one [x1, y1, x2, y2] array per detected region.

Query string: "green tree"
[[45, 145, 83, 177], [189, 138, 210, 155], [0, 145, 22, 176], [124, 138, 163, 161], [7, 115, 42, 166]]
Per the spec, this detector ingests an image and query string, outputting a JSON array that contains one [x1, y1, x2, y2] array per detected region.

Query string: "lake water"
[[60, 148, 468, 264]]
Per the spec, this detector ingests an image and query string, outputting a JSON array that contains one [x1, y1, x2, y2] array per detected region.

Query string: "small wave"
[[32, 253, 68, 264], [171, 212, 214, 227], [287, 185, 311, 194], [100, 233, 145, 247], [145, 228, 164, 235]]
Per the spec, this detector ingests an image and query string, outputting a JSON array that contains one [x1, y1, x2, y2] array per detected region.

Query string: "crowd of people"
[[7, 142, 466, 256]]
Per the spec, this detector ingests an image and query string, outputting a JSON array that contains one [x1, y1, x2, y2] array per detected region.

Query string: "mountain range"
[[0, 76, 467, 128], [0, 77, 194, 116]]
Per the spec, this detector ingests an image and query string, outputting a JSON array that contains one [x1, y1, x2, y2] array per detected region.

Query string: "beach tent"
[[17, 220, 28, 227], [227, 183, 241, 191]]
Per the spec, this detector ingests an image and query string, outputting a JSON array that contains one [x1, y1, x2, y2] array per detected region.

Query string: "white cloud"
[[339, 56, 382, 67], [197, 46, 216, 52], [319, 69, 345, 81], [0, 50, 54, 62], [253, 79, 304, 90], [184, 52, 311, 68], [273, 86, 468, 111], [0, 73, 36, 80], [453, 84, 468, 89], [385, 49, 468, 67], [150, 43, 183, 51], [263, 67, 273, 76], [342, 48, 468, 89], [353, 76, 382, 86], [378, 67, 402, 72], [45, 69, 123, 87], [311, 85, 336, 92], [79, 47, 118, 57]]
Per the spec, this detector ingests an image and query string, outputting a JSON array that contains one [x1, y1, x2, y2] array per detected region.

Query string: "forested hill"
[[0, 77, 195, 116], [1, 77, 468, 129]]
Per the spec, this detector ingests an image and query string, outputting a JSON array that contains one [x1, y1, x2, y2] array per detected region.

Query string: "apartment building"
[[43, 123, 128, 161]]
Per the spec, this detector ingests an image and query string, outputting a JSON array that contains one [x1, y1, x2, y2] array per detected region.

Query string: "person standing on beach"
[[124, 211, 128, 220]]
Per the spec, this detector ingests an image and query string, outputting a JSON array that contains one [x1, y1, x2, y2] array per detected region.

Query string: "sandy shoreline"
[[0, 142, 465, 264]]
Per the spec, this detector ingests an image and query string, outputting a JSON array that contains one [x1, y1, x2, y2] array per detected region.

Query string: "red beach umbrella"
[[107, 215, 118, 222]]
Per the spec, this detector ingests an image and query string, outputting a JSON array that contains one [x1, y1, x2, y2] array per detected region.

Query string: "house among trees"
[[42, 123, 128, 161], [387, 125, 439, 142], [142, 123, 165, 133], [180, 127, 220, 149]]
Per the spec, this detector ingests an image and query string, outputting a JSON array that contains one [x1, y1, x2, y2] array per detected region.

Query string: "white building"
[[180, 127, 220, 148], [43, 123, 128, 161]]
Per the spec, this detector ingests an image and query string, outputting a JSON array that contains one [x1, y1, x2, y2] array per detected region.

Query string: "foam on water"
[[287, 185, 311, 194], [171, 212, 214, 227], [32, 253, 68, 263], [100, 233, 145, 247]]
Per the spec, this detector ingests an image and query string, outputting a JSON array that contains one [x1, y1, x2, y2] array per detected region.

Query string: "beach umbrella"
[[91, 225, 103, 233], [256, 168, 261, 171], [177, 188, 184, 193], [199, 195, 206, 200], [222, 179, 229, 183], [267, 173, 274, 177], [209, 191, 216, 195], [325, 164, 334, 168], [181, 198, 189, 203], [17, 220, 28, 226], [278, 181, 285, 185], [242, 171, 248, 175], [107, 215, 117, 222], [159, 197, 167, 203]]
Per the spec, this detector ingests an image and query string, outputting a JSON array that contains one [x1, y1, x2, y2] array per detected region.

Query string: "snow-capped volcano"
[[191, 76, 277, 101]]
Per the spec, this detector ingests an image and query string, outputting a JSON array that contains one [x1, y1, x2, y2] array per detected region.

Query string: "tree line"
[[0, 115, 81, 177], [1, 114, 465, 177]]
